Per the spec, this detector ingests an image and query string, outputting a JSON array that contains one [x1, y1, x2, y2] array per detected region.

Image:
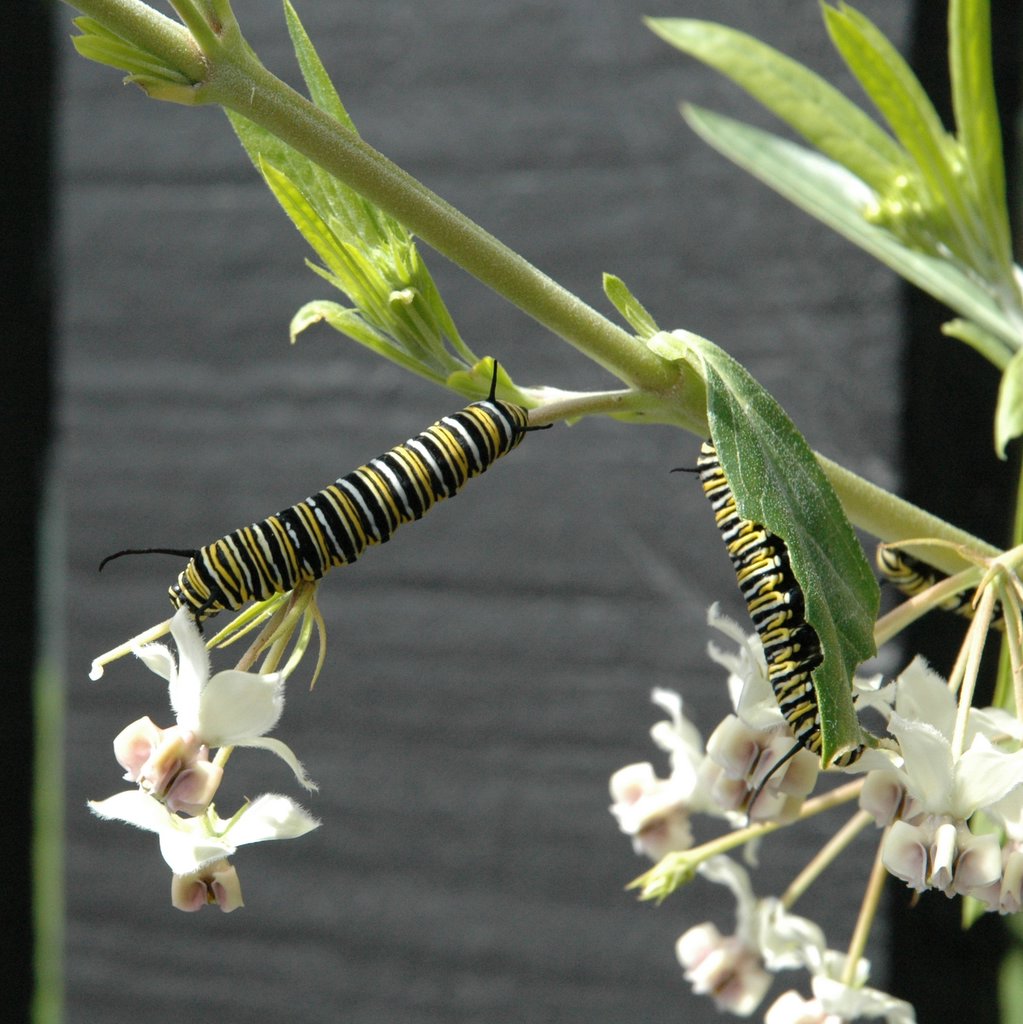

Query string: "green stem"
[[64, 0, 1014, 570], [221, 64, 676, 390], [635, 779, 864, 900], [528, 386, 707, 432], [67, 0, 204, 77], [65, 0, 677, 394], [819, 454, 1002, 572]]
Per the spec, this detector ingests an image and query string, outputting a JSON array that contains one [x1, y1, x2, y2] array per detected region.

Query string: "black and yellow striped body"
[[876, 546, 1004, 630], [697, 440, 861, 767], [171, 397, 530, 620]]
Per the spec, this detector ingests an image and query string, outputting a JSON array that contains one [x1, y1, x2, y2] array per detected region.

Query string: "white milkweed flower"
[[878, 659, 1023, 898], [88, 790, 320, 911], [112, 605, 315, 807], [609, 689, 711, 858], [675, 856, 836, 1017], [766, 958, 916, 1024]]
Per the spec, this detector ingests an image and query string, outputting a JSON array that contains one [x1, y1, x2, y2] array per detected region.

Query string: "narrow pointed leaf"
[[603, 274, 660, 339], [822, 4, 981, 259], [282, 0, 356, 132], [646, 16, 905, 194], [259, 162, 348, 278], [995, 347, 1023, 458], [289, 300, 447, 383]]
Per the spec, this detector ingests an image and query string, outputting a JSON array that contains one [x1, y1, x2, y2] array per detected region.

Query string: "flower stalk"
[[843, 835, 889, 989]]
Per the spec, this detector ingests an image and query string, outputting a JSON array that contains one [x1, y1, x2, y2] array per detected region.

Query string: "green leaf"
[[941, 318, 1012, 372], [71, 16, 192, 85], [603, 274, 660, 339], [682, 105, 1018, 355], [282, 0, 356, 132], [658, 332, 877, 765], [225, 3, 401, 250], [645, 16, 905, 194], [995, 347, 1023, 458], [223, 1, 477, 386], [289, 300, 444, 382], [822, 4, 981, 262], [259, 161, 349, 276], [949, 0, 1016, 284]]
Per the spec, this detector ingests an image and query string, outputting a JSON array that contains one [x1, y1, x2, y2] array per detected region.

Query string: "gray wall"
[[57, 2, 904, 1021]]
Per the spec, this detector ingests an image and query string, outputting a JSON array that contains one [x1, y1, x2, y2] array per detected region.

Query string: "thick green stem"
[[64, 0, 1012, 569], [218, 62, 677, 391], [820, 453, 1002, 572], [66, 0, 677, 393]]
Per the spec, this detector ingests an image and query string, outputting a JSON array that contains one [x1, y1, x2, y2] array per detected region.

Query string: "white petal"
[[157, 817, 235, 875], [132, 642, 175, 684], [167, 606, 209, 727], [706, 603, 748, 646], [928, 820, 958, 893], [812, 974, 916, 1024], [88, 789, 168, 832], [756, 898, 826, 971], [1000, 849, 1023, 913], [894, 657, 955, 734], [888, 714, 954, 811], [882, 820, 930, 891], [764, 989, 823, 1024], [234, 736, 317, 790], [953, 832, 1002, 894], [699, 854, 755, 907], [698, 855, 762, 940], [89, 790, 235, 873], [969, 706, 1023, 744], [859, 770, 905, 827], [196, 670, 285, 745], [985, 785, 1023, 841], [953, 739, 1023, 818], [651, 687, 683, 724], [224, 794, 320, 847]]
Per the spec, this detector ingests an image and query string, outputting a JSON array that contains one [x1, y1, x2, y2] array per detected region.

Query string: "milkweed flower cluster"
[[610, 604, 1023, 1022], [862, 658, 1023, 910], [88, 606, 319, 912], [676, 857, 914, 1024]]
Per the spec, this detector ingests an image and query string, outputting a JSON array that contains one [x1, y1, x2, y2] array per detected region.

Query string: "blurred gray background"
[[54, 2, 912, 1021]]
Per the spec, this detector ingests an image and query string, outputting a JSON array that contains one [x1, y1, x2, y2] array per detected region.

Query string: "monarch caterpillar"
[[101, 371, 534, 621], [875, 545, 1004, 630], [695, 440, 862, 768]]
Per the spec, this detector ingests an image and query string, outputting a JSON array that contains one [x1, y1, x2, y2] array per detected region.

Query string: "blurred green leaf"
[[995, 347, 1023, 458], [822, 3, 983, 265], [942, 318, 1012, 371], [682, 105, 1018, 352], [949, 0, 1016, 285], [646, 16, 905, 193]]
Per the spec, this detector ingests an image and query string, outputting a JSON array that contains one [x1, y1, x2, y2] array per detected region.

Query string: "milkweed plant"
[[66, 0, 1023, 1020]]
